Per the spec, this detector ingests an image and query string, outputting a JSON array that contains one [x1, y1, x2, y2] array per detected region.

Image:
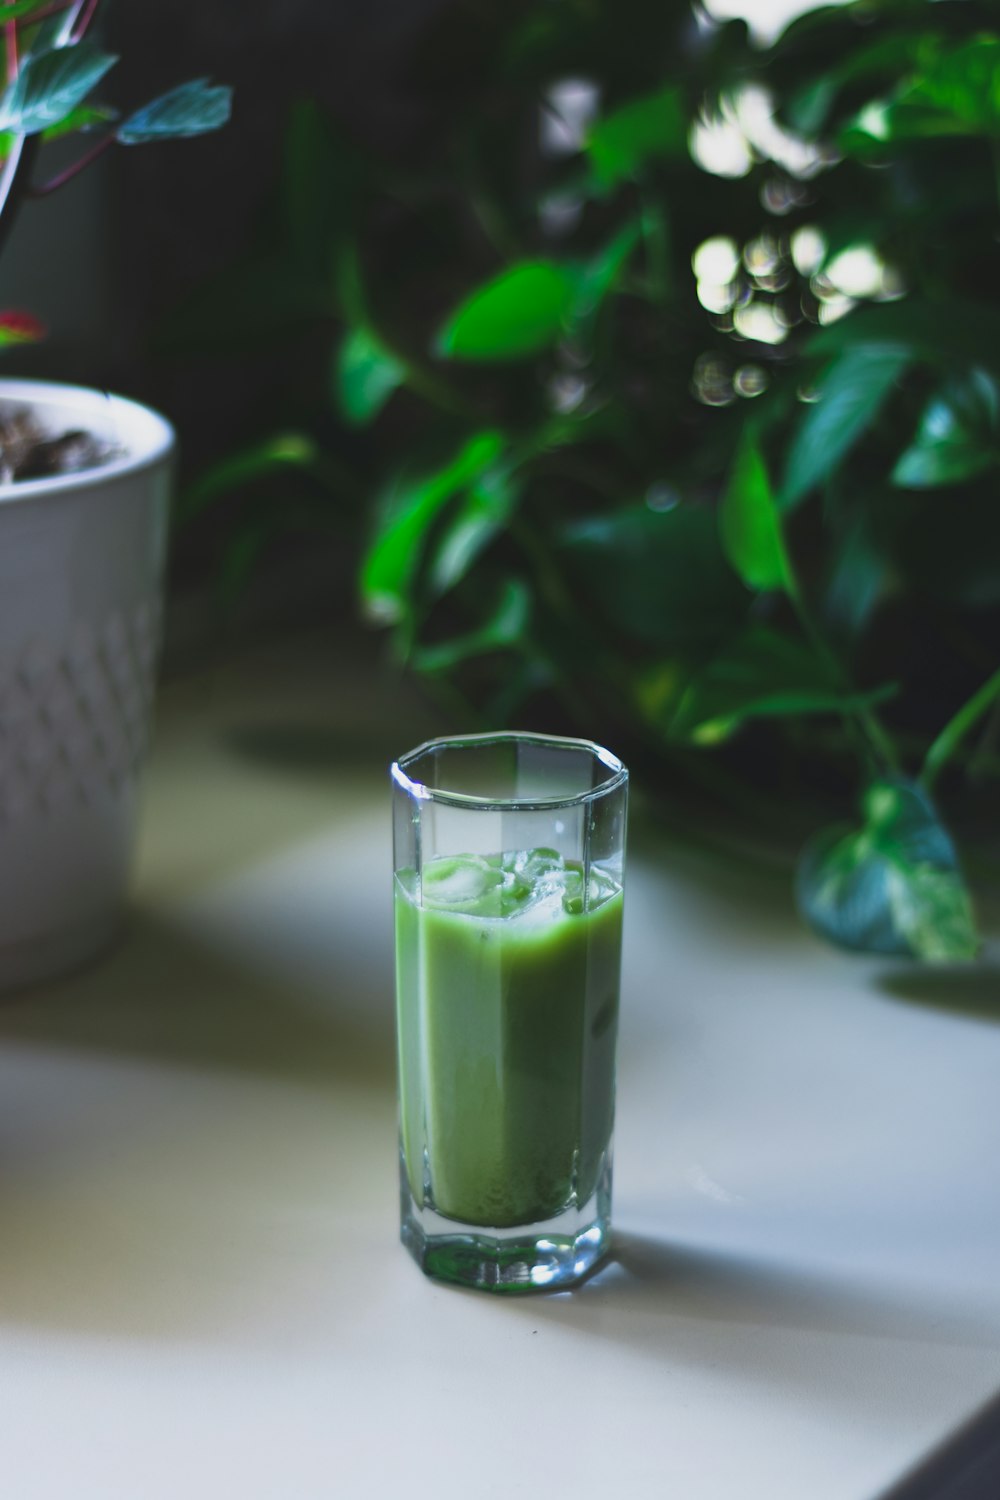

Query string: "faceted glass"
[[391, 732, 628, 1292]]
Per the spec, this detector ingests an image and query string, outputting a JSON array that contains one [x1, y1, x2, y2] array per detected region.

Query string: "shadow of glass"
[[593, 1231, 994, 1344], [876, 965, 1000, 1026], [499, 1230, 996, 1416]]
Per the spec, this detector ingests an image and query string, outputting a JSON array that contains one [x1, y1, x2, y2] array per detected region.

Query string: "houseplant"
[[0, 0, 230, 989], [178, 0, 1000, 963]]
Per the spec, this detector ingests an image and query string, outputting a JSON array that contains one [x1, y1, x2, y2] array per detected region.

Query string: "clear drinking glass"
[[391, 731, 628, 1293]]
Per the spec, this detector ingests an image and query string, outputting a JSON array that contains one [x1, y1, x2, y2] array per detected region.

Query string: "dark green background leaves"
[[176, 1, 1000, 963]]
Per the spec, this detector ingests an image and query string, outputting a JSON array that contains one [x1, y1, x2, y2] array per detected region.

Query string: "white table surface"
[[1, 639, 998, 1500]]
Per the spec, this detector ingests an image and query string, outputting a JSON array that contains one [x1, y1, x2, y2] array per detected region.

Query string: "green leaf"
[[429, 466, 518, 596], [892, 369, 999, 488], [335, 327, 405, 426], [436, 261, 576, 361], [118, 77, 232, 144], [796, 780, 979, 961], [0, 100, 108, 159], [27, 14, 75, 53], [823, 517, 891, 640], [785, 75, 838, 136], [571, 220, 641, 327], [411, 579, 530, 674], [806, 300, 1000, 372], [585, 85, 686, 188], [560, 504, 747, 649], [719, 430, 791, 593], [668, 625, 896, 744], [844, 35, 1000, 145], [0, 100, 116, 159], [907, 34, 1000, 132], [782, 343, 913, 509], [784, 33, 934, 137], [0, 0, 73, 23], [181, 433, 321, 521], [0, 43, 117, 135], [219, 517, 278, 606], [361, 431, 505, 624], [0, 0, 56, 15], [42, 101, 116, 142]]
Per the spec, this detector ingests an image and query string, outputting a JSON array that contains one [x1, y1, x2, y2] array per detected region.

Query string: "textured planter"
[[0, 379, 174, 991]]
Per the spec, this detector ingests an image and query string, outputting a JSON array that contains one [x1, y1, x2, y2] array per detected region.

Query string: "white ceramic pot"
[[0, 379, 174, 991]]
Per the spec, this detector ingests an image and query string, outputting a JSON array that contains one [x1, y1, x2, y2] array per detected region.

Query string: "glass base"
[[400, 1152, 612, 1294]]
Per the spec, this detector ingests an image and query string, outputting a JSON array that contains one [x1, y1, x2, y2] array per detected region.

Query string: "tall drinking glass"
[[391, 732, 628, 1293]]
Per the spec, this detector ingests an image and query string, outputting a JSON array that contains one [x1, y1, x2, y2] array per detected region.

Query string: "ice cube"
[[422, 854, 505, 908], [508, 847, 565, 882], [561, 868, 585, 915], [498, 871, 533, 917], [494, 848, 565, 917], [588, 865, 620, 907], [561, 863, 620, 915]]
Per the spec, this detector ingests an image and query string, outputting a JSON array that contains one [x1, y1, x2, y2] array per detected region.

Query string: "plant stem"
[[70, 0, 100, 40], [461, 133, 523, 263], [991, 139, 1000, 221], [531, 451, 627, 504], [417, 664, 487, 732], [638, 187, 670, 304], [0, 0, 104, 300], [395, 356, 479, 421], [792, 723, 1000, 785], [507, 514, 578, 627], [786, 575, 901, 778], [28, 127, 111, 194], [0, 129, 36, 259], [968, 700, 1000, 783], [5, 18, 18, 84], [468, 185, 522, 263], [922, 664, 1000, 791], [338, 243, 478, 421]]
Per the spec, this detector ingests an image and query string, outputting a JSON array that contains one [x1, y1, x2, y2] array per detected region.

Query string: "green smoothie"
[[394, 849, 623, 1229]]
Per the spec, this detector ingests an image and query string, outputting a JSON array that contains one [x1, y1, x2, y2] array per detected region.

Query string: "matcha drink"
[[392, 731, 627, 1291], [395, 849, 623, 1229]]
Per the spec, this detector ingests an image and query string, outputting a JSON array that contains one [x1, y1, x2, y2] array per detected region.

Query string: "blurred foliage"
[[178, 0, 1000, 961], [0, 1, 230, 314], [0, 20, 230, 146]]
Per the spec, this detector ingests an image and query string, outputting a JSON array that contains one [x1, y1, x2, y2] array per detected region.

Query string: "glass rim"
[[391, 730, 628, 811]]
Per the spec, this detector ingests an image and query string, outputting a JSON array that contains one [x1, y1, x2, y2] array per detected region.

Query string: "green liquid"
[[395, 850, 623, 1229]]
